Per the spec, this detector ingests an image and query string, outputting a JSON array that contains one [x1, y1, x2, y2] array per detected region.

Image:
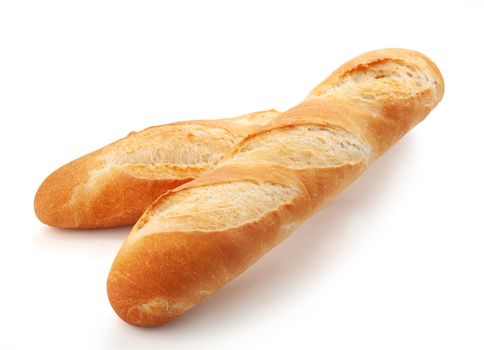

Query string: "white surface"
[[1, 0, 483, 349]]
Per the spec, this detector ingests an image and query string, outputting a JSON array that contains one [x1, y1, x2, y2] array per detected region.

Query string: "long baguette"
[[34, 110, 280, 228], [107, 49, 444, 326]]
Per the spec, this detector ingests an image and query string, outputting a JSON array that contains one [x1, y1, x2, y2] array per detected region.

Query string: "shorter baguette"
[[34, 110, 280, 228]]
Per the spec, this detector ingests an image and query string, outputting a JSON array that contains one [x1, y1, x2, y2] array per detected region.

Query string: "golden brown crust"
[[107, 49, 445, 326], [34, 110, 280, 228]]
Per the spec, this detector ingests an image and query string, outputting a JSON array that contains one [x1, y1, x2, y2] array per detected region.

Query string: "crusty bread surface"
[[107, 49, 444, 326], [34, 110, 280, 228]]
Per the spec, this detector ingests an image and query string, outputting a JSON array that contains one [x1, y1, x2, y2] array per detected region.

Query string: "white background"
[[1, 1, 483, 349]]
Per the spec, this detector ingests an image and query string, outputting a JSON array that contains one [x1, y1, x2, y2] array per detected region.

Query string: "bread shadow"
[[118, 135, 416, 335], [33, 223, 131, 254]]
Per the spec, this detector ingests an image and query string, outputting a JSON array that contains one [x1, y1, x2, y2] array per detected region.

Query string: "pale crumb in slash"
[[312, 59, 436, 101], [225, 125, 371, 168], [105, 123, 235, 168], [134, 181, 299, 236]]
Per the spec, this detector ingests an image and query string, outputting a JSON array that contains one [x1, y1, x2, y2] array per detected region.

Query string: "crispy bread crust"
[[107, 49, 444, 326]]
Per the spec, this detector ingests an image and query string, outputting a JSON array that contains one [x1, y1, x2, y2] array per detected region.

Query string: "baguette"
[[107, 49, 444, 326], [34, 110, 280, 228]]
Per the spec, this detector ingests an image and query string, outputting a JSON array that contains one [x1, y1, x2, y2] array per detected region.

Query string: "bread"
[[34, 110, 280, 228], [106, 49, 444, 326]]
